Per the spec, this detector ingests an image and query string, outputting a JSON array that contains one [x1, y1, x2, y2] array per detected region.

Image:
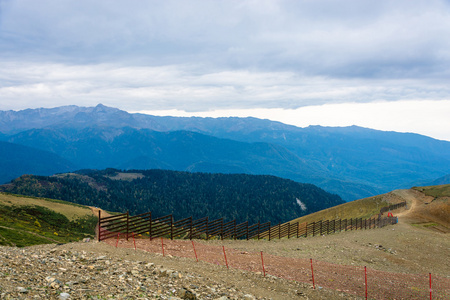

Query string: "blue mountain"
[[0, 104, 449, 200]]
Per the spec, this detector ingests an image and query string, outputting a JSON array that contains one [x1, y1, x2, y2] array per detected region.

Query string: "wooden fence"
[[98, 201, 406, 242]]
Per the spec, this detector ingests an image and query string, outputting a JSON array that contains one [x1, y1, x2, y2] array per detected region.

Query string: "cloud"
[[0, 1, 449, 140], [1, 0, 450, 78], [137, 100, 450, 142], [1, 61, 449, 113]]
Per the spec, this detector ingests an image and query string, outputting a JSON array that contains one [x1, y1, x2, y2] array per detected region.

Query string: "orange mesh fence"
[[103, 237, 450, 300]]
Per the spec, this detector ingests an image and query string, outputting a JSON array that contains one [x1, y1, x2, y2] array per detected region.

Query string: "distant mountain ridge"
[[0, 104, 293, 134], [0, 104, 449, 201]]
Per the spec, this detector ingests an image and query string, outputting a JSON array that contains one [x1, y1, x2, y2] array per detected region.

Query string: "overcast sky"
[[1, 0, 449, 140]]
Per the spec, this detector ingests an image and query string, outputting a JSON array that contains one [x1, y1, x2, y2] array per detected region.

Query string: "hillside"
[[0, 169, 343, 225], [1, 104, 449, 201], [0, 193, 97, 247], [0, 185, 448, 299], [3, 127, 325, 181], [288, 184, 450, 233]]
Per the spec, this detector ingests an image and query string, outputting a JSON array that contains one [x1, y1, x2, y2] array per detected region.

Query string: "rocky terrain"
[[1, 188, 448, 299], [0, 240, 354, 300]]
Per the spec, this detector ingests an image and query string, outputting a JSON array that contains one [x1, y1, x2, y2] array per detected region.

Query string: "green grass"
[[423, 223, 439, 228], [0, 226, 56, 247], [410, 222, 440, 229], [0, 201, 98, 247], [412, 184, 450, 198], [287, 195, 393, 225]]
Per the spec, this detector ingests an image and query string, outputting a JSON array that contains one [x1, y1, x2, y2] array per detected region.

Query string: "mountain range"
[[0, 104, 449, 201]]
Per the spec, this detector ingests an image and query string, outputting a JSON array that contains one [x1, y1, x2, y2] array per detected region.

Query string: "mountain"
[[0, 141, 75, 184], [0, 104, 140, 134], [410, 174, 450, 187], [1, 104, 449, 201], [2, 126, 326, 180], [0, 169, 344, 224]]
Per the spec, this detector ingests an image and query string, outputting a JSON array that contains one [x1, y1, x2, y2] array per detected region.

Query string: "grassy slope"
[[413, 183, 450, 198], [288, 184, 449, 231], [409, 184, 450, 230], [287, 194, 397, 225], [0, 193, 98, 247]]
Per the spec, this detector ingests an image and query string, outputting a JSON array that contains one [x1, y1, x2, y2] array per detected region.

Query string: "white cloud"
[[1, 0, 450, 77], [1, 61, 449, 113]]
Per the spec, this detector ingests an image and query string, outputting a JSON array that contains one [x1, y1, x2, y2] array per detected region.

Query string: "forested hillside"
[[0, 169, 343, 224]]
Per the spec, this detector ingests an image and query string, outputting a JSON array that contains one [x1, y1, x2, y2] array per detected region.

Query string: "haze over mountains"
[[1, 104, 449, 201]]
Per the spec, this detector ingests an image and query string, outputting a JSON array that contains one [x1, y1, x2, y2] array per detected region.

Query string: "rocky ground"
[[0, 240, 353, 300], [1, 189, 448, 299]]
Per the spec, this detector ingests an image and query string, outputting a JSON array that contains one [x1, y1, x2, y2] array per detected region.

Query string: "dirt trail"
[[390, 188, 449, 232], [391, 189, 421, 218], [89, 206, 112, 218]]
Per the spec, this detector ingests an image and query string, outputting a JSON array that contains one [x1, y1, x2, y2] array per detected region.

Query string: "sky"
[[0, 0, 449, 141]]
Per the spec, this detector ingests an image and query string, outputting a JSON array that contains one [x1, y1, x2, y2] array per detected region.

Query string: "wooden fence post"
[[206, 217, 209, 240], [246, 221, 249, 240], [312, 222, 316, 237], [288, 222, 291, 239], [268, 222, 271, 241], [149, 211, 152, 240], [126, 211, 129, 241], [189, 216, 193, 240], [170, 215, 173, 240], [319, 220, 323, 236], [97, 210, 101, 242], [257, 222, 260, 240]]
